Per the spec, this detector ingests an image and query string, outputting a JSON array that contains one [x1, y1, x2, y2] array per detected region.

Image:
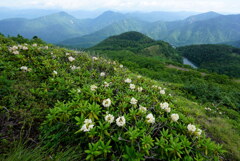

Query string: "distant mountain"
[[164, 14, 240, 46], [221, 40, 240, 48], [58, 18, 149, 48], [60, 13, 240, 48], [126, 11, 197, 22], [0, 12, 86, 43], [177, 44, 240, 77], [1, 10, 240, 46], [184, 11, 222, 23], [0, 10, 128, 43]]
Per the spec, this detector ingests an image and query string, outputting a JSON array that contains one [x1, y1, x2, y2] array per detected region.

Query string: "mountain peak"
[[185, 11, 222, 23]]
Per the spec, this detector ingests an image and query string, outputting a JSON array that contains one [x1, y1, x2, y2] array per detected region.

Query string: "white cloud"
[[0, 0, 239, 13]]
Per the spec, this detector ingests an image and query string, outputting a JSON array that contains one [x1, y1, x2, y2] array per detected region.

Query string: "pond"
[[183, 57, 198, 68]]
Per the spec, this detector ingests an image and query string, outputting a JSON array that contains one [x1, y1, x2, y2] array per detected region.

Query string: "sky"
[[0, 0, 239, 13]]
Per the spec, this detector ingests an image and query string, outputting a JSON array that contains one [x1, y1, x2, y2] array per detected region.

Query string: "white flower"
[[77, 89, 81, 93], [22, 46, 28, 50], [100, 72, 106, 77], [171, 114, 179, 122], [70, 65, 80, 70], [53, 70, 58, 75], [66, 52, 70, 56], [130, 97, 138, 105], [137, 87, 143, 92], [129, 84, 135, 90], [112, 61, 116, 65], [160, 90, 165, 94], [116, 116, 126, 127], [158, 87, 162, 90], [124, 78, 132, 83], [146, 113, 155, 124], [32, 43, 37, 47], [20, 66, 28, 71], [68, 56, 75, 62], [92, 57, 98, 61], [84, 119, 93, 124], [105, 114, 115, 124], [44, 46, 48, 49], [160, 102, 169, 110], [12, 50, 19, 55], [187, 124, 196, 133], [102, 98, 111, 107], [104, 82, 109, 87], [90, 85, 98, 91], [139, 105, 147, 113], [137, 75, 142, 78], [152, 85, 158, 88], [119, 64, 123, 68], [81, 119, 94, 132], [9, 46, 18, 52], [165, 107, 171, 113], [195, 128, 202, 136]]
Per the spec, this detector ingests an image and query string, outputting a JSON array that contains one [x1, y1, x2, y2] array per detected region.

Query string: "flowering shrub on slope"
[[0, 39, 224, 160]]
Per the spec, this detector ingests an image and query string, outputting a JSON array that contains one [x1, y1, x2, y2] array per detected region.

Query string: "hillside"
[[177, 44, 240, 77], [1, 35, 240, 161], [91, 31, 181, 62]]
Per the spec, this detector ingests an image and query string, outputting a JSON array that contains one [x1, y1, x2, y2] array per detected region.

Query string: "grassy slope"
[[0, 35, 239, 160]]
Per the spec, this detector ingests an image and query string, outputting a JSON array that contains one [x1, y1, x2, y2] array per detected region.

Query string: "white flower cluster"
[[20, 66, 31, 72], [205, 107, 212, 111], [70, 65, 80, 70], [139, 105, 147, 113], [119, 64, 123, 68], [187, 124, 202, 136], [92, 57, 98, 61], [105, 114, 115, 124], [116, 116, 126, 127], [102, 98, 111, 107], [160, 89, 165, 95], [81, 119, 94, 132], [160, 102, 171, 113], [32, 43, 37, 47], [137, 87, 143, 92], [90, 85, 98, 91], [53, 70, 58, 75], [146, 113, 155, 124], [171, 114, 179, 122], [103, 81, 111, 87], [129, 84, 135, 90], [124, 78, 132, 83], [68, 56, 75, 62], [130, 97, 138, 105], [100, 72, 106, 77], [9, 46, 19, 55]]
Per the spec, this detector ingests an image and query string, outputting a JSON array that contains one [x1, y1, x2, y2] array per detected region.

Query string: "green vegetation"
[[0, 34, 240, 160], [177, 44, 240, 77]]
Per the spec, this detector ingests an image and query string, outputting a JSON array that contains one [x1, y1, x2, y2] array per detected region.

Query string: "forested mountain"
[[222, 40, 240, 48], [59, 19, 149, 48], [1, 10, 240, 47], [177, 44, 240, 77], [91, 31, 181, 61], [60, 13, 240, 48]]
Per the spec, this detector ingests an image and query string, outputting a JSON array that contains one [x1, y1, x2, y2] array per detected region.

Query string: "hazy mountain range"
[[0, 10, 239, 47]]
